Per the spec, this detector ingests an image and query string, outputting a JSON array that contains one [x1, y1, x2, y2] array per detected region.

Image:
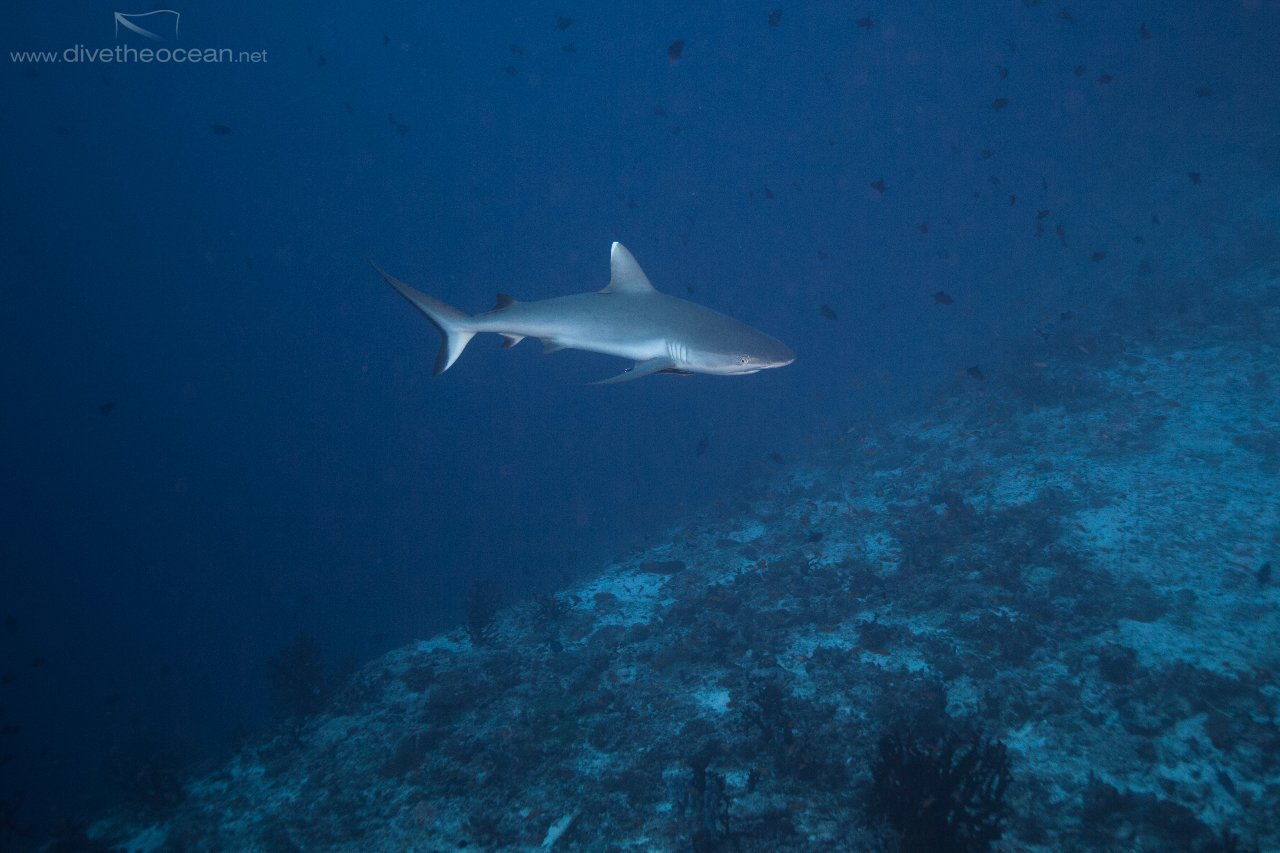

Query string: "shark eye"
[[737, 355, 748, 365]]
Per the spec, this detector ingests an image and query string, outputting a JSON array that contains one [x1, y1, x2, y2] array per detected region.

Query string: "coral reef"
[[85, 256, 1280, 851]]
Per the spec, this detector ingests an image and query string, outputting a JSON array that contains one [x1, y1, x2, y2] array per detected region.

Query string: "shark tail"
[[370, 261, 476, 375]]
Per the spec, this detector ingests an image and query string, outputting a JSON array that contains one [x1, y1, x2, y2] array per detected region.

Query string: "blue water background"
[[1, 0, 1277, 827]]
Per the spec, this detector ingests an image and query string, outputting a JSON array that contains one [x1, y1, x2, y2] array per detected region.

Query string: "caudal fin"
[[370, 261, 476, 375]]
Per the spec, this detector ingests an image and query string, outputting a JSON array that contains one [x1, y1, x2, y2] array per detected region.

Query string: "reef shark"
[[372, 242, 795, 384]]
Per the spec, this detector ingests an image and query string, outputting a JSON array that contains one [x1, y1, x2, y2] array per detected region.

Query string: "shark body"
[[372, 242, 794, 383]]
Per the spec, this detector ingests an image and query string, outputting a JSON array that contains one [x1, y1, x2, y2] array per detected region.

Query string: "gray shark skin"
[[372, 242, 795, 384]]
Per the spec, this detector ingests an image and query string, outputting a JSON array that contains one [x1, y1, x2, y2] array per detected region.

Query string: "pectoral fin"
[[590, 357, 680, 385]]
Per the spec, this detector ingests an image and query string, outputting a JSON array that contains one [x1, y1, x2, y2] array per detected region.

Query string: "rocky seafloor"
[[91, 230, 1279, 851]]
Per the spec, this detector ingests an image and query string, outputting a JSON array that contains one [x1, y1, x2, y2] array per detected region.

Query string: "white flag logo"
[[113, 10, 180, 42]]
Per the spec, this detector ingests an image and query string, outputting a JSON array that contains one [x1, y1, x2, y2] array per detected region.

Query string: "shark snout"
[[755, 337, 796, 369]]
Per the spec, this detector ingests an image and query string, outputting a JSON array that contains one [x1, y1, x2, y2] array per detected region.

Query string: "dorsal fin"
[[601, 242, 657, 294], [491, 294, 518, 311]]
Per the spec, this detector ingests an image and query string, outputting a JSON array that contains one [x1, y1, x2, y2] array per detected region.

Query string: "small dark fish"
[[0, 725, 20, 737], [819, 304, 837, 321], [54, 125, 70, 136], [1034, 221, 1045, 236], [556, 16, 573, 30], [653, 105, 667, 117], [769, 452, 785, 465], [856, 16, 875, 29], [30, 657, 45, 668], [1188, 171, 1201, 185], [1, 672, 14, 685], [1058, 9, 1075, 22], [932, 290, 954, 305], [343, 102, 353, 114], [869, 178, 887, 194], [1009, 194, 1017, 206], [1036, 209, 1051, 220], [763, 186, 774, 199], [503, 64, 519, 76], [996, 65, 1008, 79], [3, 615, 13, 635], [1258, 562, 1272, 585], [316, 54, 327, 68], [1194, 86, 1213, 98], [807, 531, 824, 543], [1151, 214, 1161, 225], [1056, 224, 1066, 242], [210, 124, 232, 135], [99, 401, 115, 416], [966, 366, 985, 381], [1091, 250, 1107, 262], [383, 34, 391, 45], [562, 43, 576, 53], [627, 197, 638, 209], [1074, 64, 1087, 77], [510, 43, 523, 55], [980, 148, 993, 160], [668, 40, 685, 63], [989, 175, 1001, 185], [1097, 73, 1112, 84], [1139, 23, 1151, 40], [992, 97, 1009, 110], [919, 221, 929, 234], [768, 9, 782, 27], [1041, 175, 1049, 191], [696, 436, 710, 456], [387, 113, 410, 135]]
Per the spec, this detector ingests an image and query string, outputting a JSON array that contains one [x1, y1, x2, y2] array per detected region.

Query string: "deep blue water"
[[2, 0, 1277, 835]]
